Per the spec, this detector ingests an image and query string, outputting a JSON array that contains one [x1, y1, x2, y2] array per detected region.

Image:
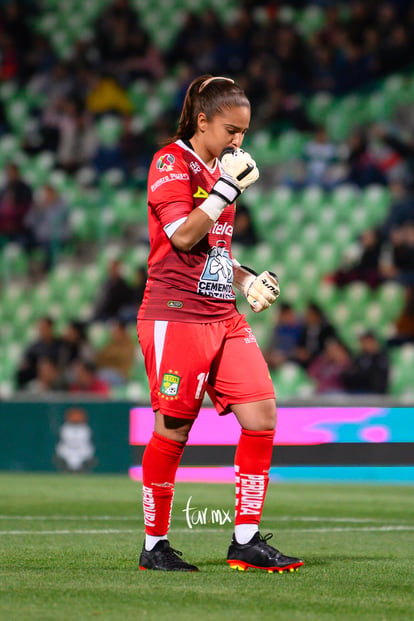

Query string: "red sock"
[[142, 432, 184, 536], [234, 429, 275, 526]]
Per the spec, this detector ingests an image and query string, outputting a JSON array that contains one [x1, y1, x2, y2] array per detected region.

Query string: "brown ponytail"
[[173, 74, 250, 142]]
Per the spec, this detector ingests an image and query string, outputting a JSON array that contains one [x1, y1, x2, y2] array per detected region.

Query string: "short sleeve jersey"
[[138, 139, 239, 323]]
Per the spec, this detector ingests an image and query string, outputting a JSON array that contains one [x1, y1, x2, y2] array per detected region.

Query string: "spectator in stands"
[[118, 114, 152, 173], [334, 37, 374, 95], [85, 71, 134, 116], [310, 44, 337, 94], [302, 126, 344, 189], [167, 10, 223, 69], [0, 100, 10, 137], [50, 99, 98, 173], [345, 130, 387, 188], [294, 302, 337, 368], [69, 359, 110, 396], [379, 24, 411, 76], [232, 203, 258, 246], [93, 118, 128, 176], [385, 223, 414, 286], [94, 0, 139, 70], [307, 337, 352, 395], [58, 320, 95, 382], [31, 63, 74, 132], [119, 265, 147, 323], [388, 286, 414, 347], [92, 258, 134, 322], [0, 163, 33, 240], [333, 228, 384, 289], [0, 32, 19, 81], [95, 319, 135, 386], [120, 29, 164, 83], [27, 357, 68, 393], [16, 316, 63, 388], [264, 302, 303, 370], [372, 125, 414, 188], [381, 181, 414, 240], [343, 330, 389, 394], [258, 84, 315, 134], [23, 184, 70, 270]]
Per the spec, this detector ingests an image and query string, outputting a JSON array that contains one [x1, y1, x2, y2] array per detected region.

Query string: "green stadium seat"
[[88, 322, 110, 349], [376, 282, 405, 320], [325, 108, 352, 141], [316, 282, 340, 313], [96, 115, 122, 148], [307, 92, 333, 124], [300, 186, 325, 214], [342, 282, 371, 318], [126, 381, 147, 401], [331, 184, 359, 212], [390, 354, 414, 396], [367, 92, 394, 122], [272, 363, 315, 399], [361, 185, 391, 224], [382, 74, 405, 105], [0, 243, 28, 278], [298, 5, 325, 36], [269, 186, 295, 212], [276, 130, 306, 160], [0, 134, 20, 165]]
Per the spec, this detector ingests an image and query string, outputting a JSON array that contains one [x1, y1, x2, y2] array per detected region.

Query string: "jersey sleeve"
[[148, 149, 194, 231]]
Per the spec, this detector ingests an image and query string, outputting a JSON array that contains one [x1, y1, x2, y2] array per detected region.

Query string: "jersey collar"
[[176, 139, 218, 174]]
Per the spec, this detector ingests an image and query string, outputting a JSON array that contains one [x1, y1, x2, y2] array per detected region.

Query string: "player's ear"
[[197, 112, 208, 133]]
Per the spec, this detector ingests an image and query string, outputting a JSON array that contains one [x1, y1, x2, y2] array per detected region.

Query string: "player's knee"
[[154, 412, 193, 444], [260, 408, 276, 431]]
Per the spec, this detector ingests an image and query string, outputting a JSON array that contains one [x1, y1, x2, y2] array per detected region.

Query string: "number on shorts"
[[195, 372, 209, 399]]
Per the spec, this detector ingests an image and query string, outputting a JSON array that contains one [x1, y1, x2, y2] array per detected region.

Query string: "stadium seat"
[[376, 282, 405, 320], [96, 116, 123, 147], [276, 131, 306, 160], [272, 363, 315, 399], [390, 353, 414, 396], [331, 184, 359, 212], [342, 282, 372, 320], [307, 92, 333, 124], [362, 185, 390, 222]]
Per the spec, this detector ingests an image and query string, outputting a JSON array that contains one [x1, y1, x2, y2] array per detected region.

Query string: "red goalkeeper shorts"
[[137, 314, 275, 420]]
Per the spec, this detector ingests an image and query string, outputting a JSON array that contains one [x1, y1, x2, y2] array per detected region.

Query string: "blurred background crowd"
[[1, 0, 414, 400]]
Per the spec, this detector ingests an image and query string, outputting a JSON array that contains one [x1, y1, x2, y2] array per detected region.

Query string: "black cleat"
[[227, 532, 303, 573], [139, 540, 199, 572]]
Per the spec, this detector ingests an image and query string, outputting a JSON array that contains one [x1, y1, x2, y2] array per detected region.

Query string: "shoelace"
[[162, 545, 186, 567], [258, 532, 280, 554]]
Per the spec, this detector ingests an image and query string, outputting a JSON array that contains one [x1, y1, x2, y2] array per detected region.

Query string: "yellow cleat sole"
[[228, 561, 302, 573]]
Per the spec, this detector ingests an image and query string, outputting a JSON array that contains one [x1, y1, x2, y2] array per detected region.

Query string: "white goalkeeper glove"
[[220, 146, 259, 190], [233, 262, 280, 313], [199, 148, 259, 222]]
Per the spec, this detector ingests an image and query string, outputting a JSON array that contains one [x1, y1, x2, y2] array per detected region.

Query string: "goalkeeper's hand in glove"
[[233, 263, 280, 313], [199, 148, 259, 222]]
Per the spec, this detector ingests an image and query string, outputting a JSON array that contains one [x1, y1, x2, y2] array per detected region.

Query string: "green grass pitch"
[[0, 474, 413, 621]]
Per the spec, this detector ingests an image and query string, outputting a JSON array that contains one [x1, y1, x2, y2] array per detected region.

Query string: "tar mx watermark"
[[182, 496, 232, 529]]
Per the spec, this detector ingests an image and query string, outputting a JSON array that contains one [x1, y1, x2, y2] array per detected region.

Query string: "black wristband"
[[240, 265, 257, 277], [210, 176, 241, 204]]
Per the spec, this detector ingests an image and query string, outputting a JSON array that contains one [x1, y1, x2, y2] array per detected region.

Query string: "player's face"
[[201, 105, 250, 160]]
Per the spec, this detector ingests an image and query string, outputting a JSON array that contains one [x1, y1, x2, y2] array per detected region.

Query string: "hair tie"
[[198, 76, 235, 93]]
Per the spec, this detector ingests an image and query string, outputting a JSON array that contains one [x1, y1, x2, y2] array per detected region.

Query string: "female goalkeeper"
[[137, 74, 303, 573]]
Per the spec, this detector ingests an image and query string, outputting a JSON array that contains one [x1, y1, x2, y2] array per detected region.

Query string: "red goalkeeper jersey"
[[138, 140, 239, 322]]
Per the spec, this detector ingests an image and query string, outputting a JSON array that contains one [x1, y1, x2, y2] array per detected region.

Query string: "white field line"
[[0, 515, 411, 524], [0, 526, 414, 536]]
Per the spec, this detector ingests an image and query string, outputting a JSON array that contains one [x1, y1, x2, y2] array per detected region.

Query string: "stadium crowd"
[[1, 0, 414, 396]]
